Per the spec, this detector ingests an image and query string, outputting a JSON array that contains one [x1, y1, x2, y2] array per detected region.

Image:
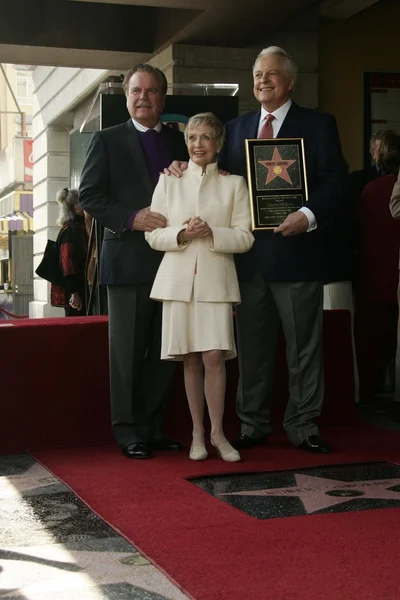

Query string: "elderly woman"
[[51, 188, 88, 316], [146, 112, 254, 462]]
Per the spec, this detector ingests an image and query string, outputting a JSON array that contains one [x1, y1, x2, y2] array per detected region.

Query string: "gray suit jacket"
[[79, 120, 188, 285]]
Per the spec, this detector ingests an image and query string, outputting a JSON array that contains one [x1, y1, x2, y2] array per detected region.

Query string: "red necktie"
[[258, 114, 275, 139]]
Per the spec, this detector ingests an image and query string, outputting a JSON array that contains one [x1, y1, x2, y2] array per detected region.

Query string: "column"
[[30, 127, 70, 318]]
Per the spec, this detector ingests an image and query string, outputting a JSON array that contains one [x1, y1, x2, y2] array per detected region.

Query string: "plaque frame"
[[245, 137, 308, 231]]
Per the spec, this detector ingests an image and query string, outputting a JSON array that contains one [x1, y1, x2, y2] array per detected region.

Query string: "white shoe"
[[211, 440, 241, 462], [189, 444, 208, 461]]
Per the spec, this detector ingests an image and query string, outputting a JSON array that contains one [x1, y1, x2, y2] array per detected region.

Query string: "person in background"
[[51, 188, 88, 317], [146, 113, 254, 462], [348, 131, 398, 402], [79, 63, 188, 459], [350, 129, 397, 204], [355, 131, 400, 404]]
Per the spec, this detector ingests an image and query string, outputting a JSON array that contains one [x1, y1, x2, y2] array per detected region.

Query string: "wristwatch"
[[177, 230, 190, 246]]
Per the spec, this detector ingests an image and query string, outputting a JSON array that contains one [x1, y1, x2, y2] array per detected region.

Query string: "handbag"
[[35, 238, 65, 285]]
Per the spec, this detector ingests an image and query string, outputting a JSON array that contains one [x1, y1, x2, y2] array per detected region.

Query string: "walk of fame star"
[[219, 473, 400, 514], [259, 147, 297, 185]]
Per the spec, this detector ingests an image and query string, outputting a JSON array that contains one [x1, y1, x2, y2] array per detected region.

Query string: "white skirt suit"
[[145, 160, 254, 360]]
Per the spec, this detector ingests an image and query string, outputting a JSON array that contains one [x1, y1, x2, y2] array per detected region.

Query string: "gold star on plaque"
[[259, 147, 297, 185]]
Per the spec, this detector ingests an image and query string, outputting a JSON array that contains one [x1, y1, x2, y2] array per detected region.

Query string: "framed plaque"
[[245, 138, 308, 230]]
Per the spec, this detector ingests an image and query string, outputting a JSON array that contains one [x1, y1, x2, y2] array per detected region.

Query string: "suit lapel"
[[277, 102, 301, 138], [124, 120, 154, 197], [242, 111, 261, 140]]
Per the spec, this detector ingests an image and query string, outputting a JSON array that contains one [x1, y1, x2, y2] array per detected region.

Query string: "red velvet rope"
[[0, 306, 28, 319]]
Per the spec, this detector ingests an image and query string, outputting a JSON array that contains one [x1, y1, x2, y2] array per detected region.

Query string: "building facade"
[[0, 64, 34, 315]]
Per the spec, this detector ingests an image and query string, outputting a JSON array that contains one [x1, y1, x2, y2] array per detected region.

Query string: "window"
[[16, 74, 32, 106]]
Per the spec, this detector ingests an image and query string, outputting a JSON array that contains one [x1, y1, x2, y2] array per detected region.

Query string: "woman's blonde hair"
[[184, 112, 225, 153], [377, 131, 400, 176], [56, 188, 79, 226]]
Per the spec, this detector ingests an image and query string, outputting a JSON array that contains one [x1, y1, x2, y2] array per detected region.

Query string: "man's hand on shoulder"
[[274, 211, 308, 237], [161, 162, 229, 177], [132, 207, 167, 232], [163, 161, 188, 178]]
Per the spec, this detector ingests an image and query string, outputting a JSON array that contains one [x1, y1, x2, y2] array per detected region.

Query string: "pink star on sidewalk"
[[220, 473, 400, 513]]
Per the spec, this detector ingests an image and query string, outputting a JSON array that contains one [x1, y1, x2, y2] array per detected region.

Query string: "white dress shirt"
[[132, 118, 162, 132], [258, 99, 316, 232]]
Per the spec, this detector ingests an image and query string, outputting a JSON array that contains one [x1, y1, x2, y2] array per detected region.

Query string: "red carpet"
[[33, 426, 400, 600], [6, 310, 392, 597], [1, 311, 356, 454]]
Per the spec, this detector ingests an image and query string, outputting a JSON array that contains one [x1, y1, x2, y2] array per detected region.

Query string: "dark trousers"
[[235, 272, 324, 446], [355, 301, 397, 404], [65, 306, 86, 317], [108, 284, 175, 448]]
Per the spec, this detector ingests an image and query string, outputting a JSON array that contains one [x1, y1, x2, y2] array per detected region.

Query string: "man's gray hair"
[[253, 46, 297, 84]]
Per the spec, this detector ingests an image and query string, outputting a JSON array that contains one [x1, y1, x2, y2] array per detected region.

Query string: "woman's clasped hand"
[[180, 216, 212, 241]]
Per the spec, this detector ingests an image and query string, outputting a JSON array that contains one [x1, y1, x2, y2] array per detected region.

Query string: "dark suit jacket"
[[218, 102, 347, 281], [79, 120, 188, 286]]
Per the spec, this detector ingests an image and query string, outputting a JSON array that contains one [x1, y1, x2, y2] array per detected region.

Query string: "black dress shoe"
[[298, 435, 331, 454], [122, 442, 152, 459], [231, 434, 268, 450], [150, 437, 183, 451]]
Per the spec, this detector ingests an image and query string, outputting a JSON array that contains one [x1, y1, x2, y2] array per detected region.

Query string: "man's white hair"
[[253, 46, 297, 84]]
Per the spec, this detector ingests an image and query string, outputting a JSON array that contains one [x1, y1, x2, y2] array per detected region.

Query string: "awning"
[[0, 191, 33, 233]]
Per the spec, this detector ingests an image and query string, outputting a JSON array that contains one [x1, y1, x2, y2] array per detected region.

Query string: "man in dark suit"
[[79, 64, 188, 459], [218, 46, 347, 453]]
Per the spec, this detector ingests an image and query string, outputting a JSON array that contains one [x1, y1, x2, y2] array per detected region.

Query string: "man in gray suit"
[[218, 47, 348, 453], [79, 64, 188, 458]]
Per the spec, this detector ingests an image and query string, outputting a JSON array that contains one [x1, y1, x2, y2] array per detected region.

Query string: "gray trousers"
[[108, 285, 175, 448], [235, 273, 324, 446]]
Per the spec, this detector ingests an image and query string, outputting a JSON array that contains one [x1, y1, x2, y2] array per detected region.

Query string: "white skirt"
[[161, 296, 237, 361]]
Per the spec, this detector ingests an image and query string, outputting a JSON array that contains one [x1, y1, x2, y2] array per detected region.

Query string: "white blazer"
[[145, 160, 254, 303]]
